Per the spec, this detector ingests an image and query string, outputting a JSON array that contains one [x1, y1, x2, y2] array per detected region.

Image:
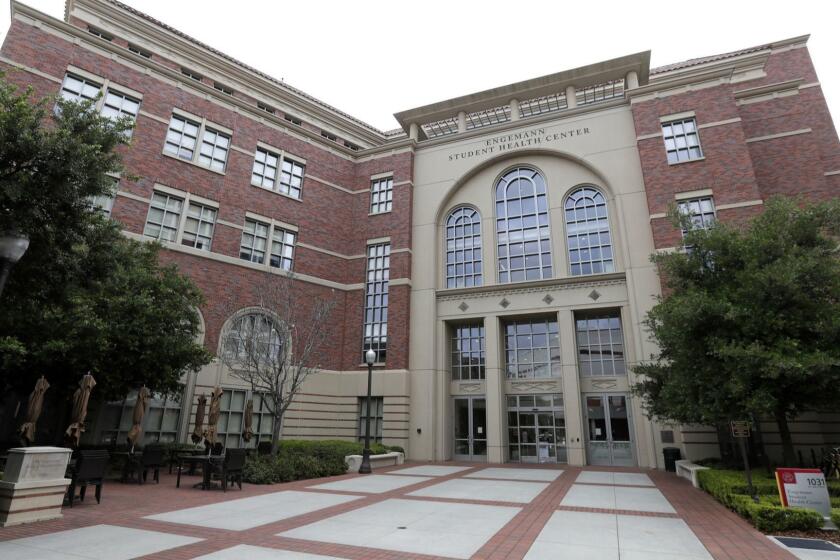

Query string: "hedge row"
[[243, 439, 404, 485], [833, 508, 840, 528], [697, 469, 824, 532]]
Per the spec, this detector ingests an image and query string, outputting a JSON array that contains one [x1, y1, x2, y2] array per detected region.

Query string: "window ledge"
[[358, 363, 386, 368], [369, 210, 392, 216], [161, 149, 227, 176], [668, 156, 706, 166], [251, 182, 303, 203]]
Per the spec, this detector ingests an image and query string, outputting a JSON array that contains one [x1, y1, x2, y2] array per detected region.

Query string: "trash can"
[[663, 447, 681, 472]]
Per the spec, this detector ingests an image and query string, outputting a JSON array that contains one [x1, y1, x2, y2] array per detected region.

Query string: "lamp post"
[[359, 348, 376, 474], [0, 233, 29, 299]]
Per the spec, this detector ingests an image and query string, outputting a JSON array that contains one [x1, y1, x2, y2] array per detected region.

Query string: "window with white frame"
[[88, 176, 118, 217], [445, 207, 483, 288], [181, 202, 217, 251], [575, 311, 625, 376], [99, 390, 181, 445], [564, 187, 614, 276], [164, 113, 230, 172], [370, 176, 393, 214], [143, 192, 183, 242], [60, 74, 100, 103], [662, 117, 703, 164], [101, 90, 140, 135], [363, 242, 390, 363], [59, 73, 141, 133], [495, 166, 552, 282], [251, 147, 305, 199], [358, 397, 384, 443], [222, 312, 283, 365], [239, 218, 297, 270], [677, 196, 716, 234]]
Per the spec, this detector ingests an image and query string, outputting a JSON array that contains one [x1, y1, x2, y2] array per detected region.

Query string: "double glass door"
[[584, 394, 635, 466], [453, 397, 486, 461], [507, 394, 566, 463]]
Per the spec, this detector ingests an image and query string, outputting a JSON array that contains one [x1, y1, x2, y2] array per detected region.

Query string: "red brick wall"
[[0, 19, 413, 372]]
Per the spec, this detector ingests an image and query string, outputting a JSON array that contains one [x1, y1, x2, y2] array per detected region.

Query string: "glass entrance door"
[[453, 397, 487, 461], [507, 394, 566, 463], [584, 394, 635, 466]]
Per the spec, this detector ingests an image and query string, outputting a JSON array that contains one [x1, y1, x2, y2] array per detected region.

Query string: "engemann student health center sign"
[[776, 468, 832, 520]]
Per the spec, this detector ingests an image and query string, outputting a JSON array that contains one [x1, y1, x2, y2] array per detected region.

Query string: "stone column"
[[509, 99, 520, 121], [565, 85, 577, 109], [625, 70, 639, 90], [558, 309, 585, 466], [484, 315, 506, 463], [457, 111, 467, 133], [409, 122, 419, 141]]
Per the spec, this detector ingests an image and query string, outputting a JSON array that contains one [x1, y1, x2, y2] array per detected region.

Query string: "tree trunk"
[[775, 408, 796, 467], [270, 412, 283, 458]]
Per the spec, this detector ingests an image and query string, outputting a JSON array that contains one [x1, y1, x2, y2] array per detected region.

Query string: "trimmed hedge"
[[697, 469, 823, 532], [243, 439, 404, 485], [832, 508, 840, 528]]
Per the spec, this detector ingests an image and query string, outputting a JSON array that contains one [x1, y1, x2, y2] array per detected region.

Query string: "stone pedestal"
[[0, 446, 72, 527]]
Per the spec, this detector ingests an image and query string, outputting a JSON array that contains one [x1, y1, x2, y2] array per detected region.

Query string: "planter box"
[[345, 451, 404, 473], [0, 447, 72, 527]]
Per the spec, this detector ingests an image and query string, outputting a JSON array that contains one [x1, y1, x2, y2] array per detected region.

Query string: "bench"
[[345, 451, 404, 473], [675, 459, 709, 488]]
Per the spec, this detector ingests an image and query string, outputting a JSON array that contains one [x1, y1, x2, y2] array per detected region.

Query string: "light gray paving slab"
[[0, 524, 201, 560], [465, 467, 563, 482], [193, 545, 349, 559], [614, 486, 676, 514], [524, 541, 619, 560], [531, 510, 618, 546], [308, 474, 431, 494], [386, 465, 472, 477], [407, 477, 548, 503], [575, 471, 654, 486], [618, 514, 712, 558], [769, 537, 840, 560], [145, 490, 361, 530], [278, 498, 521, 559], [560, 483, 616, 510]]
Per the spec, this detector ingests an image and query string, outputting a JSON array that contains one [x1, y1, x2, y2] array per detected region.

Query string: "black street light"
[[0, 233, 29, 299], [359, 348, 376, 474]]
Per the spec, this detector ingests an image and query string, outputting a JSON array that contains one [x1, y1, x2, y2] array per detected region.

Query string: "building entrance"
[[453, 396, 487, 461], [507, 394, 566, 463], [584, 393, 635, 466]]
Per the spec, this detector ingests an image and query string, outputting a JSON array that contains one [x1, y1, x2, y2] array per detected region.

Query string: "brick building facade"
[[1, 0, 837, 466]]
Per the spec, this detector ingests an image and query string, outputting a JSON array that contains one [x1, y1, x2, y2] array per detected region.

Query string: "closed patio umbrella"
[[191, 393, 207, 444], [204, 386, 223, 449], [243, 398, 254, 443], [18, 376, 50, 446], [65, 372, 97, 447], [126, 386, 150, 452]]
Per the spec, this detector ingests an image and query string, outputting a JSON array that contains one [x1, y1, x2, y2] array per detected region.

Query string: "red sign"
[[775, 468, 831, 518]]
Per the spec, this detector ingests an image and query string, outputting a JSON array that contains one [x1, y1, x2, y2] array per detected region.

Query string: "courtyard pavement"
[[0, 461, 801, 559]]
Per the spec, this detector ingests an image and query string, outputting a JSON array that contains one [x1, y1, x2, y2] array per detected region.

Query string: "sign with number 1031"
[[775, 468, 831, 518]]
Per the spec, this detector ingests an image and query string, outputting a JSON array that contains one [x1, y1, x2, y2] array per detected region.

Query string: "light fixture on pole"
[[359, 348, 377, 474], [0, 233, 30, 299]]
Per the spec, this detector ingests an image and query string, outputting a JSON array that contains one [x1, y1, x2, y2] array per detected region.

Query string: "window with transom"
[[565, 187, 614, 276], [445, 207, 482, 288], [223, 312, 283, 364], [495, 167, 552, 283]]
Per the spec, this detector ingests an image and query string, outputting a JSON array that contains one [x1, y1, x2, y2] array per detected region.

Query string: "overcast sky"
[[1, 1, 839, 132]]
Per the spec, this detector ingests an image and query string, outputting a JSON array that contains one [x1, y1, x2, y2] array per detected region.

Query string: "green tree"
[[633, 197, 840, 466], [0, 72, 211, 400]]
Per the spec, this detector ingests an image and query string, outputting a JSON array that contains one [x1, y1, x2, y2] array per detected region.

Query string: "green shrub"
[[832, 508, 840, 528], [698, 469, 824, 531]]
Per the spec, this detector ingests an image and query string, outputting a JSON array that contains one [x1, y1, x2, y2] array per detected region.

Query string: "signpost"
[[730, 420, 757, 500], [776, 468, 833, 524]]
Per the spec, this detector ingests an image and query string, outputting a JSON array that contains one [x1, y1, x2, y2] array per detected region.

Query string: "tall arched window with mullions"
[[564, 186, 614, 276], [495, 167, 552, 283], [445, 207, 483, 288]]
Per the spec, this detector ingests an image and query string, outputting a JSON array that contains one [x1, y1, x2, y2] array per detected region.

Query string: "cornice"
[[436, 273, 627, 301]]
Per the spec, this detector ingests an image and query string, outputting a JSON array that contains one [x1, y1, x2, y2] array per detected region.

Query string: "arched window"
[[565, 187, 614, 276], [495, 167, 552, 283], [445, 207, 483, 288], [222, 312, 283, 364]]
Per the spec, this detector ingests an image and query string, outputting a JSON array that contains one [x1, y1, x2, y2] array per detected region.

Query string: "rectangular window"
[[677, 196, 716, 233], [358, 397, 384, 443], [128, 44, 152, 58], [164, 113, 230, 172], [60, 73, 101, 103], [503, 318, 561, 379], [59, 72, 142, 131], [451, 322, 485, 380], [198, 127, 230, 172], [257, 102, 275, 114], [662, 118, 703, 164], [216, 389, 274, 449], [270, 227, 296, 270], [284, 114, 302, 126], [87, 26, 113, 41], [181, 202, 217, 251], [363, 242, 390, 363], [88, 176, 118, 217], [164, 114, 200, 161], [240, 219, 270, 264], [575, 311, 626, 376], [101, 90, 140, 136], [213, 82, 234, 96], [143, 192, 183, 242], [100, 391, 181, 445], [370, 177, 393, 214], [252, 148, 305, 199], [181, 68, 203, 81]]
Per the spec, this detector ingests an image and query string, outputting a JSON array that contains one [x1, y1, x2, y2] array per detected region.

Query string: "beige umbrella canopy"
[[191, 393, 207, 444], [126, 386, 150, 451], [243, 399, 254, 443], [204, 386, 223, 449], [65, 373, 96, 447], [18, 376, 50, 446]]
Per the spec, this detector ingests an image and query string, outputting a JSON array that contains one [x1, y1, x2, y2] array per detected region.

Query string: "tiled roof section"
[[99, 0, 388, 137], [651, 42, 772, 75]]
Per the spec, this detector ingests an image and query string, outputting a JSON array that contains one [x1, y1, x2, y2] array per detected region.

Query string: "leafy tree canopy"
[[633, 196, 840, 465]]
